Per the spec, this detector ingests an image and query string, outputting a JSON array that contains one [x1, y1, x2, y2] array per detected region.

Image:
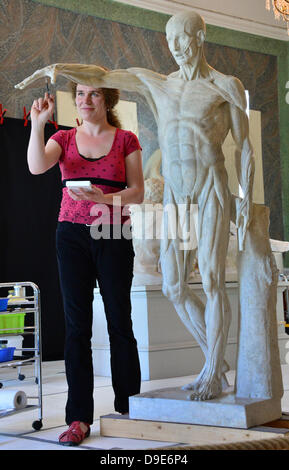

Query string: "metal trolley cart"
[[0, 282, 43, 430]]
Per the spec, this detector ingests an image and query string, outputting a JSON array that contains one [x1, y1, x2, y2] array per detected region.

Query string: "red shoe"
[[59, 421, 90, 446]]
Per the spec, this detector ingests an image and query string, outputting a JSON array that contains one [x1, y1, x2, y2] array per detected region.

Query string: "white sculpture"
[[15, 11, 283, 408], [131, 149, 198, 285], [130, 150, 164, 285], [132, 151, 288, 285]]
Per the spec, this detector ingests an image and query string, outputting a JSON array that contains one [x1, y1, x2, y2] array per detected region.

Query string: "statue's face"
[[166, 20, 198, 66]]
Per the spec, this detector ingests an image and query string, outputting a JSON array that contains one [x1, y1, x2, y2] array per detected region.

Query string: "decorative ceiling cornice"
[[115, 0, 289, 41]]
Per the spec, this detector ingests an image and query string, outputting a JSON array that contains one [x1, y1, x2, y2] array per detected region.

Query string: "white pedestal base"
[[92, 281, 289, 380], [129, 386, 282, 429]]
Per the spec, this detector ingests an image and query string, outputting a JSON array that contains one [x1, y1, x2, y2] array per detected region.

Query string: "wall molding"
[[92, 337, 239, 353], [115, 0, 289, 41], [30, 0, 288, 52], [93, 333, 287, 353], [30, 0, 289, 41]]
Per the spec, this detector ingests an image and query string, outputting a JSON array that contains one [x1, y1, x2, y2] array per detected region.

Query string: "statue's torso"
[[144, 76, 231, 198]]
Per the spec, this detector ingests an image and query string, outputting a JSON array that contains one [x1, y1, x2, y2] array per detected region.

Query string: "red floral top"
[[50, 127, 142, 225]]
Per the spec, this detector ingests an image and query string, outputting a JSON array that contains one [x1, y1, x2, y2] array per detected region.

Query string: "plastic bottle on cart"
[[7, 290, 14, 304], [8, 286, 27, 305], [14, 286, 26, 299]]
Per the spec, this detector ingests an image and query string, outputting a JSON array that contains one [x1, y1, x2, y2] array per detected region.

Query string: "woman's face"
[[75, 85, 107, 123]]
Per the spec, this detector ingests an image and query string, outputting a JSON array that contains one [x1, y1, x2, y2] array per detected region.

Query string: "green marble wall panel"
[[1, 0, 288, 246]]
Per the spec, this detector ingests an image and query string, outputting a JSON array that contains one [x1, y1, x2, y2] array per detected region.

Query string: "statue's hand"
[[236, 196, 252, 251], [15, 64, 58, 90]]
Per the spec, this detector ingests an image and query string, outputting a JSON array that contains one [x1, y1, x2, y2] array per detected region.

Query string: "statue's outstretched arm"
[[228, 78, 255, 251], [15, 63, 144, 93]]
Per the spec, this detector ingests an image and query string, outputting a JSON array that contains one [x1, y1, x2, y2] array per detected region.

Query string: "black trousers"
[[56, 221, 141, 425]]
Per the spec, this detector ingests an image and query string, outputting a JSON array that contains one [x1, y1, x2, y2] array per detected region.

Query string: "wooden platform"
[[100, 413, 289, 447]]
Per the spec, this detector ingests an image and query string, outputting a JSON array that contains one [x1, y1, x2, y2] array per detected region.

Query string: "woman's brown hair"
[[69, 81, 122, 129]]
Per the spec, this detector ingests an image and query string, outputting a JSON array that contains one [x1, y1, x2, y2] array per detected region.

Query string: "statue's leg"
[[160, 193, 229, 393], [160, 235, 208, 356], [160, 189, 208, 354], [188, 187, 231, 401]]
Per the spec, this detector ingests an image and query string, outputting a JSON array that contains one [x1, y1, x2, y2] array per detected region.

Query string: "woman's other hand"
[[67, 186, 105, 203]]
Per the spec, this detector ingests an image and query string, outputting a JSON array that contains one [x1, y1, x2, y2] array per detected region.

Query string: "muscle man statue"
[[16, 11, 255, 400]]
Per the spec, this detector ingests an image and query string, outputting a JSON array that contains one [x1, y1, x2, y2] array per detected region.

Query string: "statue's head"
[[166, 11, 206, 67]]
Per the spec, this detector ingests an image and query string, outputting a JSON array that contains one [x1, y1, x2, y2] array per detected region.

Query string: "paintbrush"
[[45, 78, 50, 97]]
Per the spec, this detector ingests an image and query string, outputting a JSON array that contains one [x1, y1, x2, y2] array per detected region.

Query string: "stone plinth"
[[129, 386, 282, 429]]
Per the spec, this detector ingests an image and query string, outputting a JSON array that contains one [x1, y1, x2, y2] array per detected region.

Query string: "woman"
[[28, 83, 144, 446]]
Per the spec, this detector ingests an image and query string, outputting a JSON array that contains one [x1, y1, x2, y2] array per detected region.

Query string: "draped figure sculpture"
[[15, 11, 255, 401]]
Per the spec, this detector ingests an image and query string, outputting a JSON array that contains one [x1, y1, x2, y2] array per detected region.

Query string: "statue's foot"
[[181, 365, 206, 392], [182, 360, 230, 392], [188, 377, 222, 401]]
